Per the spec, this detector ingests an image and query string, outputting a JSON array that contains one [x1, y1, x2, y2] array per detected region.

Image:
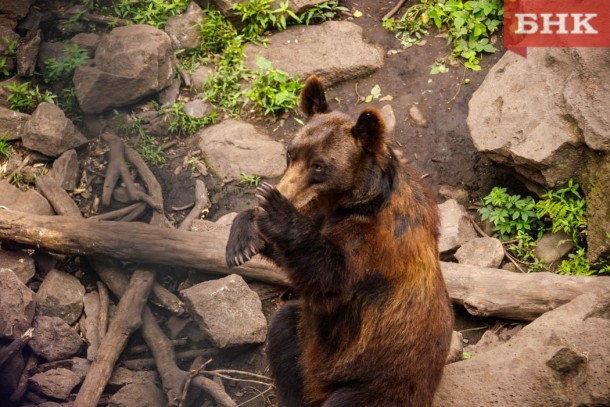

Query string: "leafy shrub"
[[4, 81, 56, 113], [0, 133, 12, 158], [478, 187, 541, 239], [246, 56, 303, 115], [383, 0, 503, 71], [110, 0, 189, 28], [299, 1, 348, 25], [162, 102, 218, 136], [233, 0, 300, 42], [44, 43, 90, 83]]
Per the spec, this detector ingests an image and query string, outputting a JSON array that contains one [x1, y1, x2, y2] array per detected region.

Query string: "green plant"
[[384, 0, 503, 70], [0, 133, 12, 158], [138, 134, 167, 167], [2, 35, 17, 56], [232, 0, 300, 42], [478, 187, 541, 239], [557, 248, 610, 276], [198, 8, 241, 55], [240, 173, 262, 187], [57, 85, 83, 124], [162, 102, 218, 137], [246, 56, 303, 115], [110, 0, 190, 28], [44, 43, 90, 83], [298, 1, 347, 25], [4, 81, 56, 113], [535, 178, 587, 247]]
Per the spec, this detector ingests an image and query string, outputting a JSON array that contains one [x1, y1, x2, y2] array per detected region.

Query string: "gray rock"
[[189, 65, 213, 90], [438, 199, 477, 253], [468, 48, 610, 190], [184, 99, 211, 118], [197, 119, 285, 182], [69, 357, 91, 380], [108, 367, 158, 389], [17, 8, 43, 34], [455, 237, 505, 268], [379, 104, 395, 134], [581, 153, 610, 262], [36, 269, 85, 325], [408, 105, 427, 127], [29, 316, 83, 361], [108, 382, 166, 407], [164, 2, 204, 50], [438, 185, 469, 203], [0, 342, 23, 397], [535, 231, 573, 264], [28, 368, 81, 400], [463, 330, 503, 356], [69, 33, 100, 57], [434, 292, 610, 406], [0, 181, 54, 215], [0, 249, 35, 284], [0, 268, 36, 339], [181, 274, 267, 348], [22, 102, 87, 157], [74, 25, 175, 114], [0, 0, 34, 19], [48, 149, 80, 191], [0, 105, 30, 140], [244, 21, 384, 86], [37, 41, 66, 77], [16, 29, 41, 77], [446, 331, 464, 364], [82, 291, 100, 361], [157, 77, 181, 106]]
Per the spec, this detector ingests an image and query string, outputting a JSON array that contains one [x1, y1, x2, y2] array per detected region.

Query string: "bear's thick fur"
[[226, 76, 453, 407]]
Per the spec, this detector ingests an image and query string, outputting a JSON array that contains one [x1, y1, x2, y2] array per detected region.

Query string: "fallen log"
[[1, 210, 610, 320]]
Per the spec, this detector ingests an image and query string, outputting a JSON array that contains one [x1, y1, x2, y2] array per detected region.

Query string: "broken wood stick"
[[2, 209, 610, 320], [73, 269, 155, 407]]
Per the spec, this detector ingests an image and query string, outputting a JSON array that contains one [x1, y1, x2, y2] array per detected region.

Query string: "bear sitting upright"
[[226, 76, 453, 407]]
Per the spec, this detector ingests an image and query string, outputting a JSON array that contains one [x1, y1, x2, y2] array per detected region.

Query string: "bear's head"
[[276, 76, 394, 216]]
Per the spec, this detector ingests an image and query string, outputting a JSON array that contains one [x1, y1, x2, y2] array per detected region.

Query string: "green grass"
[[0, 133, 12, 158], [4, 81, 56, 113], [240, 173, 262, 187], [162, 102, 218, 137], [246, 56, 303, 115], [108, 0, 190, 28]]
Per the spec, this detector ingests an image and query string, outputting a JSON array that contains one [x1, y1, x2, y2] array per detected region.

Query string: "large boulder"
[[36, 269, 85, 325], [434, 291, 610, 406], [197, 119, 285, 183], [0, 106, 29, 140], [0, 0, 34, 19], [0, 181, 53, 215], [74, 25, 175, 114], [22, 102, 87, 157], [468, 47, 610, 262], [164, 2, 204, 50], [244, 21, 384, 86], [0, 268, 36, 339]]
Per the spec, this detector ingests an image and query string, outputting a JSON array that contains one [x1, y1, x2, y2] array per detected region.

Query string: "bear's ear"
[[352, 108, 386, 153], [299, 75, 330, 118]]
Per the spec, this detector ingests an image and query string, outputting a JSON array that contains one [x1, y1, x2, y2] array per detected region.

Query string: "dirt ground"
[[147, 0, 516, 225]]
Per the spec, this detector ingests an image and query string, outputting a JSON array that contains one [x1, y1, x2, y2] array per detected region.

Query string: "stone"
[[438, 199, 477, 253], [69, 33, 100, 57], [17, 8, 43, 34], [47, 149, 80, 191], [189, 65, 213, 90], [181, 274, 267, 348], [244, 21, 384, 86], [0, 342, 24, 397], [69, 357, 91, 380], [463, 330, 503, 356], [379, 104, 395, 134], [82, 291, 100, 361], [36, 41, 66, 77], [28, 368, 81, 400], [0, 268, 36, 339], [184, 99, 211, 118], [408, 105, 427, 127], [467, 48, 610, 190], [16, 29, 41, 77], [0, 106, 30, 140], [22, 102, 87, 157], [109, 382, 166, 407], [434, 292, 610, 406], [0, 181, 54, 215], [534, 231, 573, 264], [108, 367, 158, 389], [438, 185, 469, 203], [197, 119, 285, 183], [74, 25, 175, 114], [156, 77, 181, 106], [164, 2, 204, 50], [0, 249, 35, 284], [29, 316, 83, 361], [36, 269, 85, 325], [446, 331, 464, 364], [0, 0, 34, 19], [581, 153, 610, 262], [455, 237, 505, 268]]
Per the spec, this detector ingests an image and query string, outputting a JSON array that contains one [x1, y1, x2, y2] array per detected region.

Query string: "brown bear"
[[226, 76, 453, 407]]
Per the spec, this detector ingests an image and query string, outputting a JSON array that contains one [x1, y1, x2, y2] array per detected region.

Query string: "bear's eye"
[[311, 163, 325, 173]]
